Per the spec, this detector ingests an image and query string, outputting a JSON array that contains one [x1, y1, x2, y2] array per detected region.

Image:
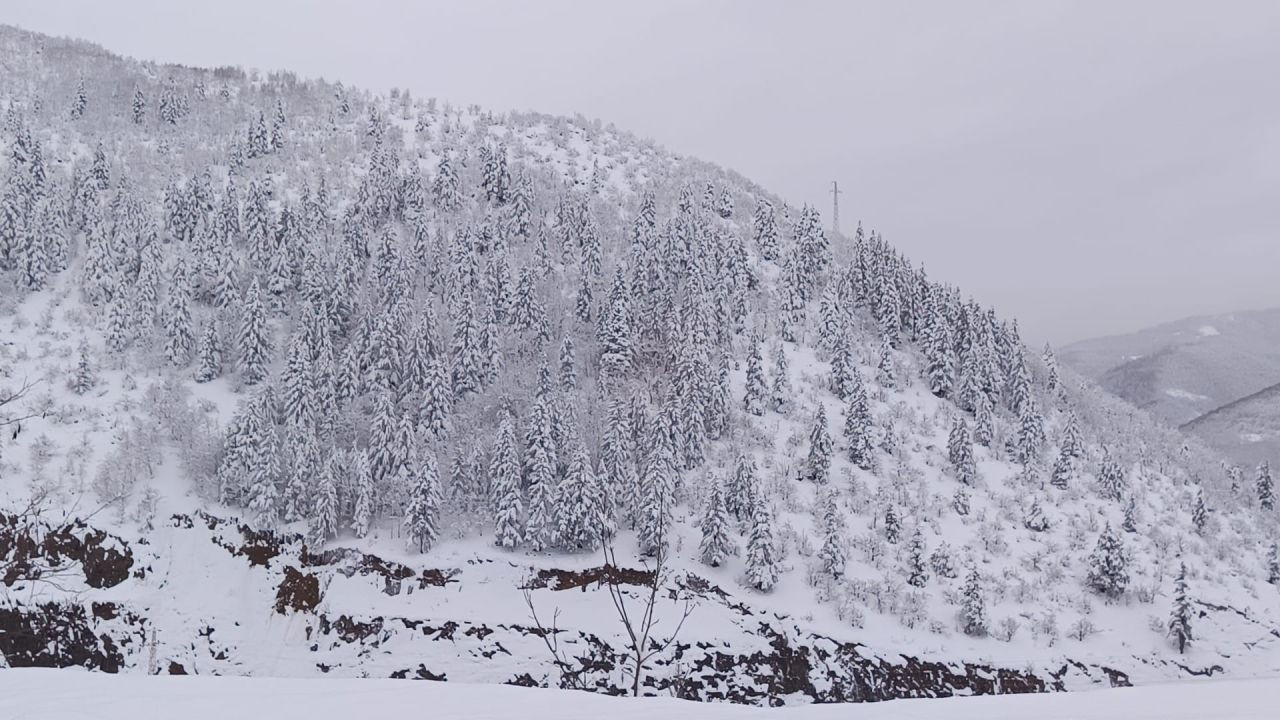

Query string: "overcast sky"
[[6, 1, 1278, 344]]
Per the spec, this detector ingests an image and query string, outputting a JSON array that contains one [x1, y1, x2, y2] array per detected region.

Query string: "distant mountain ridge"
[[1062, 306, 1280, 468]]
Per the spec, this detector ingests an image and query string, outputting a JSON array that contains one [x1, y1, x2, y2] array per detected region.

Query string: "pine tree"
[[973, 395, 994, 447], [164, 260, 195, 366], [419, 353, 453, 440], [69, 342, 95, 394], [752, 199, 779, 261], [876, 337, 896, 389], [1191, 491, 1208, 534], [948, 417, 977, 485], [1061, 412, 1084, 459], [1086, 524, 1129, 600], [1267, 543, 1280, 585], [906, 527, 928, 587], [243, 393, 281, 526], [237, 280, 271, 385], [699, 476, 733, 567], [1024, 500, 1050, 532], [960, 566, 987, 636], [194, 321, 222, 383], [132, 88, 146, 124], [1168, 562, 1193, 653], [930, 543, 957, 579], [1258, 462, 1274, 510], [843, 369, 874, 470], [1122, 496, 1138, 533], [830, 336, 855, 399], [557, 444, 600, 551], [769, 344, 791, 412], [1098, 454, 1127, 501], [368, 390, 406, 491], [726, 454, 758, 523], [817, 491, 846, 578], [309, 454, 340, 544], [1050, 447, 1073, 489], [491, 414, 524, 549], [70, 78, 87, 119], [802, 404, 833, 484], [1014, 396, 1045, 465], [637, 422, 676, 557], [745, 494, 779, 592], [558, 336, 577, 391], [953, 486, 971, 517], [884, 504, 901, 544], [743, 335, 768, 416], [404, 446, 442, 553], [352, 450, 375, 539], [525, 402, 558, 553], [924, 304, 955, 398]]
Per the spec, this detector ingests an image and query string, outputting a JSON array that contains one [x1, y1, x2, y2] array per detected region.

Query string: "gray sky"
[[6, 0, 1279, 345]]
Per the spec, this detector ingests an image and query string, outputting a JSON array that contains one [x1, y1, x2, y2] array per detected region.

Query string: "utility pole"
[[830, 180, 842, 236]]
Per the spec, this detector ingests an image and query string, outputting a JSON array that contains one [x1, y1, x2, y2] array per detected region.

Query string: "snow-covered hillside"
[[2, 24, 1279, 707]]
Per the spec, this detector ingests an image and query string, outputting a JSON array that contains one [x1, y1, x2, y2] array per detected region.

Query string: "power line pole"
[[830, 180, 842, 236]]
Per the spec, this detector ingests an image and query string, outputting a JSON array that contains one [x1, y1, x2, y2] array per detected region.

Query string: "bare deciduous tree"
[[523, 529, 695, 697]]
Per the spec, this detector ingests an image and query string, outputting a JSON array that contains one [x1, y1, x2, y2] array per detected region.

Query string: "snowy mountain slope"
[[1182, 381, 1280, 475], [1060, 307, 1280, 427], [5, 668, 1280, 720], [1, 23, 1279, 708]]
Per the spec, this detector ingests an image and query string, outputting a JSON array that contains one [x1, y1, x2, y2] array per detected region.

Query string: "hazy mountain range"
[[1061, 306, 1280, 470]]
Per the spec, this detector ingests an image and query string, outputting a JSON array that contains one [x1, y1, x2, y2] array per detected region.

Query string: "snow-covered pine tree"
[[769, 343, 791, 412], [491, 414, 524, 549], [973, 395, 994, 447], [884, 504, 901, 544], [817, 490, 846, 579], [638, 419, 676, 557], [960, 566, 987, 636], [1050, 448, 1072, 489], [556, 443, 600, 552], [843, 368, 874, 470], [1258, 462, 1274, 510], [752, 199, 779, 261], [906, 527, 928, 587], [930, 543, 957, 579], [1192, 490, 1208, 534], [948, 417, 976, 485], [69, 342, 95, 394], [1086, 523, 1129, 600], [699, 475, 732, 567], [1014, 396, 1045, 466], [404, 445, 442, 553], [830, 336, 855, 399], [1098, 453, 1127, 501], [524, 396, 559, 553], [132, 87, 146, 124], [745, 494, 779, 592], [558, 336, 577, 391], [192, 320, 222, 383], [1268, 543, 1280, 585], [743, 335, 768, 416], [352, 450, 375, 539], [726, 454, 757, 523], [802, 404, 833, 484], [1122, 496, 1138, 533], [1168, 562, 1193, 654], [237, 280, 271, 385]]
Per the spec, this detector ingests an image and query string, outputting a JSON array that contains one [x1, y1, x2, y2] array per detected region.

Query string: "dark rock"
[[274, 566, 321, 614]]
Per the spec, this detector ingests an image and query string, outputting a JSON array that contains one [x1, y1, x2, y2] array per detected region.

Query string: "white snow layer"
[[1, 669, 1278, 720]]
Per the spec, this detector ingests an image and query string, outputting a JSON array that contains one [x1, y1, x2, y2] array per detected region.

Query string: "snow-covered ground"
[[2, 669, 1279, 720]]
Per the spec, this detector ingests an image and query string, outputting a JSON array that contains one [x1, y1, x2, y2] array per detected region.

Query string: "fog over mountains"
[[1062, 307, 1280, 471]]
